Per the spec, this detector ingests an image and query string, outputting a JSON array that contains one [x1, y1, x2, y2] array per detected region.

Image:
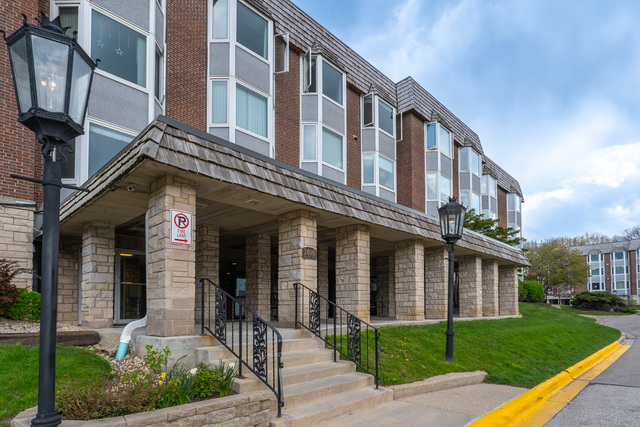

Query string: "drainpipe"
[[115, 315, 147, 360]]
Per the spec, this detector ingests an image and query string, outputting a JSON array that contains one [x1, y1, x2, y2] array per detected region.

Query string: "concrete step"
[[282, 372, 374, 409], [272, 386, 393, 427], [196, 337, 324, 364], [280, 348, 334, 368], [281, 360, 354, 387]]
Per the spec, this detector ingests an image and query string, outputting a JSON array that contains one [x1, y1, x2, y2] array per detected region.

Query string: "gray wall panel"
[[459, 172, 471, 190], [301, 162, 318, 175], [380, 187, 395, 202], [154, 99, 163, 120], [235, 47, 270, 93], [322, 165, 345, 184], [361, 129, 375, 151], [88, 75, 148, 131], [208, 127, 229, 141], [427, 201, 439, 217], [440, 153, 452, 177], [93, 0, 150, 30], [490, 197, 497, 211], [508, 211, 516, 224], [235, 130, 270, 156], [363, 186, 376, 196], [155, 3, 164, 45], [482, 195, 489, 210], [210, 43, 230, 76], [379, 131, 395, 159], [472, 175, 481, 193], [301, 95, 318, 121], [426, 151, 439, 171], [322, 98, 345, 133]]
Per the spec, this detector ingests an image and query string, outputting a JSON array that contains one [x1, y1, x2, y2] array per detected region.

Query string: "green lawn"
[[0, 344, 111, 420], [375, 303, 620, 388], [560, 305, 638, 316]]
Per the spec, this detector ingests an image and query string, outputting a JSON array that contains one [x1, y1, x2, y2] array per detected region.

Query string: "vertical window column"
[[425, 122, 452, 216], [361, 94, 396, 201]]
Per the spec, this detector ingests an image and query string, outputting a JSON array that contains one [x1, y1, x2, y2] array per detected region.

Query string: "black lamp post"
[[438, 197, 466, 364], [3, 13, 96, 427]]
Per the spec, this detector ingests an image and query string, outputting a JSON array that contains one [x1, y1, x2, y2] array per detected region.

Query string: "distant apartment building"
[[0, 0, 527, 332]]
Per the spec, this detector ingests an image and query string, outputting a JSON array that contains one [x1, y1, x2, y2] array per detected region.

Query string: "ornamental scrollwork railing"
[[293, 282, 381, 388], [200, 279, 283, 416]]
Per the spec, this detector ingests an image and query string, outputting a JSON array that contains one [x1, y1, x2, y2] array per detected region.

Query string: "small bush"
[[570, 291, 634, 313], [6, 289, 40, 321], [0, 259, 30, 318], [518, 280, 545, 302]]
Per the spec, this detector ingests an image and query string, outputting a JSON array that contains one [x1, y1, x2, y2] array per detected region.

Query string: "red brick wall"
[[346, 86, 361, 190], [629, 250, 637, 296], [274, 46, 300, 166], [165, 0, 207, 131], [396, 112, 425, 212], [0, 2, 43, 204], [497, 187, 507, 228]]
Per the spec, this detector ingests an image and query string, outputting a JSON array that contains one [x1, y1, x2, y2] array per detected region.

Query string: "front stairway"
[[196, 327, 393, 426]]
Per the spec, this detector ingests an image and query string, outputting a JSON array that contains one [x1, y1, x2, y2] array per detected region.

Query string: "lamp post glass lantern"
[[438, 197, 466, 364], [3, 13, 96, 427]]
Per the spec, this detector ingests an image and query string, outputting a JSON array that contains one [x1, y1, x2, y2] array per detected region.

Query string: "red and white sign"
[[170, 209, 192, 245]]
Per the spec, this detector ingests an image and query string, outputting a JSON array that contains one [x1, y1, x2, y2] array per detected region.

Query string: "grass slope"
[[0, 344, 111, 419], [378, 303, 620, 388]]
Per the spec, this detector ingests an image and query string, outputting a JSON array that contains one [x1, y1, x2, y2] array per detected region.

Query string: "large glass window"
[[322, 127, 343, 168], [322, 61, 343, 105], [615, 266, 626, 274], [507, 193, 521, 212], [472, 193, 481, 213], [58, 7, 78, 37], [439, 126, 451, 158], [440, 175, 451, 204], [212, 0, 228, 39], [426, 173, 437, 199], [302, 125, 316, 160], [236, 84, 267, 137], [460, 148, 480, 175], [91, 11, 146, 87], [363, 94, 373, 127], [379, 156, 394, 189], [363, 153, 374, 184], [154, 49, 163, 100], [211, 81, 227, 123], [303, 53, 317, 93], [237, 2, 267, 59], [378, 99, 393, 135], [426, 123, 437, 149], [88, 124, 133, 176]]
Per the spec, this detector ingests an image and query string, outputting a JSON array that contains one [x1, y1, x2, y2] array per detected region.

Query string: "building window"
[[363, 153, 374, 184], [91, 10, 147, 87], [460, 147, 481, 175], [154, 48, 163, 101], [212, 0, 228, 39], [58, 6, 79, 36], [237, 2, 267, 59], [440, 176, 451, 204], [61, 139, 76, 179], [303, 52, 317, 93], [322, 127, 343, 168], [363, 94, 373, 127], [379, 155, 394, 190], [88, 124, 133, 177], [613, 252, 625, 261], [378, 99, 394, 135], [302, 124, 316, 160], [426, 122, 452, 157], [322, 61, 343, 105], [211, 81, 227, 124], [507, 193, 521, 212], [236, 84, 267, 137]]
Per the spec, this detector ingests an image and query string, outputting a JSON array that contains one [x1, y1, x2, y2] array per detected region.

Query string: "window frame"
[[235, 82, 269, 139], [425, 121, 452, 158], [235, 1, 269, 61]]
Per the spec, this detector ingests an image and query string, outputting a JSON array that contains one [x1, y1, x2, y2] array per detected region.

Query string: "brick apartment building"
[[0, 0, 527, 334], [572, 239, 640, 303]]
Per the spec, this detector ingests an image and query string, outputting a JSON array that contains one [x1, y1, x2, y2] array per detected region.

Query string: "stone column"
[[278, 210, 317, 327], [0, 202, 35, 289], [394, 240, 424, 321], [246, 233, 271, 319], [317, 243, 329, 300], [499, 265, 519, 315], [195, 224, 219, 327], [375, 256, 395, 318], [482, 260, 499, 317], [81, 221, 115, 328], [458, 255, 483, 318], [147, 175, 197, 337], [336, 224, 371, 322], [58, 239, 80, 324], [424, 246, 447, 319]]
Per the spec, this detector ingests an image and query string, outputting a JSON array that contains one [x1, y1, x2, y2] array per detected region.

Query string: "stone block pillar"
[[459, 255, 483, 318], [482, 260, 499, 317], [425, 246, 447, 319], [58, 239, 80, 324], [336, 224, 371, 322], [375, 256, 395, 318], [246, 233, 271, 319], [499, 265, 519, 315], [147, 175, 196, 337], [195, 224, 219, 327], [317, 243, 329, 300], [0, 202, 35, 289], [81, 222, 115, 328], [394, 240, 424, 321], [278, 210, 317, 327]]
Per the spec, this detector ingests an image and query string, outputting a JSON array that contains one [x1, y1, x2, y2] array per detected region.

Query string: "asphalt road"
[[546, 314, 640, 426]]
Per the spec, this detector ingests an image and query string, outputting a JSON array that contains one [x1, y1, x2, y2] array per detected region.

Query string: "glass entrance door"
[[115, 251, 147, 324]]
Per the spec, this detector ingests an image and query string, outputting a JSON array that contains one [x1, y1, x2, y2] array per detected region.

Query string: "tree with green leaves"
[[523, 239, 589, 293], [463, 209, 525, 247]]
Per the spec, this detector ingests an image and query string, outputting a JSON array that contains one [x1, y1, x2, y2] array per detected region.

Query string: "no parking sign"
[[170, 209, 192, 245]]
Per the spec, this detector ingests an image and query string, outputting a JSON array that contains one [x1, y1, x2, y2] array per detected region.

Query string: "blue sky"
[[291, 0, 640, 242]]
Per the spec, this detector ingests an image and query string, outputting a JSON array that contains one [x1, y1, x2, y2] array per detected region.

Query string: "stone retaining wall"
[[12, 390, 276, 427]]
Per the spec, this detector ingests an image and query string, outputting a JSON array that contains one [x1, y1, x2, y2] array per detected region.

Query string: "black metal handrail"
[[293, 282, 380, 388], [200, 279, 284, 415]]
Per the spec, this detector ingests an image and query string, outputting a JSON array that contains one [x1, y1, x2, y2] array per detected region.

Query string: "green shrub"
[[518, 280, 545, 302], [6, 289, 40, 321], [570, 291, 633, 313], [0, 259, 29, 318]]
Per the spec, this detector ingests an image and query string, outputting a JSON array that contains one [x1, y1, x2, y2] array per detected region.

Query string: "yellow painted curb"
[[468, 340, 622, 427]]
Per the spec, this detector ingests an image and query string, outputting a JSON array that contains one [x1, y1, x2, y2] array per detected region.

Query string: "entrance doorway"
[[114, 251, 147, 324]]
